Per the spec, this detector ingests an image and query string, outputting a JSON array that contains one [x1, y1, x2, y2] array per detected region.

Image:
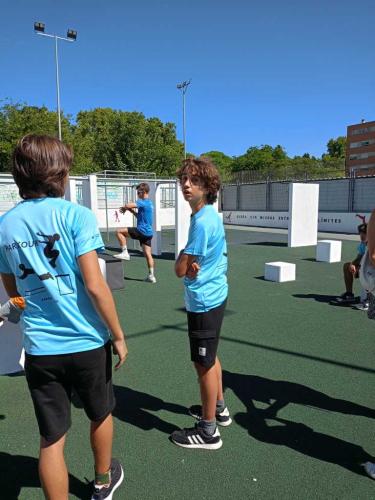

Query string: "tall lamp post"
[[177, 79, 191, 159], [34, 22, 77, 141]]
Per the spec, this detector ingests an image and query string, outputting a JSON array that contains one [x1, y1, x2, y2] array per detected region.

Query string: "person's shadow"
[[112, 385, 186, 434], [223, 370, 375, 476], [0, 452, 90, 499]]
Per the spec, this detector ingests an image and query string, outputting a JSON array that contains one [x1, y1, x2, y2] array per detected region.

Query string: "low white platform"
[[265, 261, 296, 282], [316, 240, 342, 263]]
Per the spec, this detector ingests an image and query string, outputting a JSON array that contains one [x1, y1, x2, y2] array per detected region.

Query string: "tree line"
[[0, 101, 346, 180]]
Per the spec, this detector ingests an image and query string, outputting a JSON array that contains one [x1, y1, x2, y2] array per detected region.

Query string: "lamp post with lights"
[[34, 22, 77, 141]]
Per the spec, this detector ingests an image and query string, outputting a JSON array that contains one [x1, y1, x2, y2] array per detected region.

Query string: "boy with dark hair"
[[114, 182, 156, 283], [0, 134, 127, 499], [170, 157, 230, 450]]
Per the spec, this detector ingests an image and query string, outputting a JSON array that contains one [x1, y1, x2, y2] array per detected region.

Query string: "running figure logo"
[[37, 232, 61, 268]]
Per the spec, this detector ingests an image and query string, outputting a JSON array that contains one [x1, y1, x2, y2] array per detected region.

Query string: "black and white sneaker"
[[170, 424, 222, 450], [188, 405, 232, 427], [91, 459, 124, 500]]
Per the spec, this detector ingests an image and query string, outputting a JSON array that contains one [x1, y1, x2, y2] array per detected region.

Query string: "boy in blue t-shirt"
[[0, 135, 127, 500], [170, 157, 230, 450], [115, 182, 156, 283]]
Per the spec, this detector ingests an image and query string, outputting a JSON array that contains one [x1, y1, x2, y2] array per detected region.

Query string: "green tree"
[[0, 101, 72, 172], [326, 136, 347, 158]]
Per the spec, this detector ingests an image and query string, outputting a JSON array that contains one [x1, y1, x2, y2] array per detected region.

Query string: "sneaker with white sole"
[[363, 461, 375, 479], [188, 405, 232, 426], [170, 424, 222, 450], [91, 458, 124, 499], [144, 274, 156, 283], [114, 251, 130, 261]]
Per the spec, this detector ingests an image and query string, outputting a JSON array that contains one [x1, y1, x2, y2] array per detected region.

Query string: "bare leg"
[[215, 357, 224, 401], [195, 361, 219, 421], [343, 262, 354, 293], [39, 434, 68, 500], [116, 228, 129, 249], [142, 244, 155, 273], [91, 413, 113, 477]]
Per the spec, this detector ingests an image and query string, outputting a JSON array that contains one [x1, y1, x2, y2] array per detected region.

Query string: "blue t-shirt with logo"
[[183, 204, 228, 312], [0, 197, 109, 355], [136, 199, 153, 237]]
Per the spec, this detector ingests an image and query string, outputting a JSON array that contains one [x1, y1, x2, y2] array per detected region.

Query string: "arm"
[[119, 202, 137, 216], [367, 210, 375, 266], [0, 273, 20, 298], [175, 251, 199, 278], [78, 250, 128, 369]]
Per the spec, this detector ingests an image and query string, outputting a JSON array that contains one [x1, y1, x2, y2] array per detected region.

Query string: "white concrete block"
[[265, 261, 296, 282], [316, 240, 342, 263]]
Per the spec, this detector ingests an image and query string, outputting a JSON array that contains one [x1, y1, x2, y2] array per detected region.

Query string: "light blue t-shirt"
[[136, 199, 153, 237], [358, 241, 366, 255], [183, 204, 228, 312], [0, 197, 109, 355]]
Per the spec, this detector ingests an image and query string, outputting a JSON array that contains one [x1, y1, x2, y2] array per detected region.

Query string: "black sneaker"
[[170, 424, 222, 450], [188, 405, 232, 427], [91, 459, 124, 500], [336, 292, 356, 304]]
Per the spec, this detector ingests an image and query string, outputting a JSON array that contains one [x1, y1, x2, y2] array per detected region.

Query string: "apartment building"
[[346, 120, 375, 176]]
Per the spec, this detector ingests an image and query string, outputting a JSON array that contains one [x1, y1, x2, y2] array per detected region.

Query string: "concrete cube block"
[[265, 261, 296, 282], [316, 240, 342, 263]]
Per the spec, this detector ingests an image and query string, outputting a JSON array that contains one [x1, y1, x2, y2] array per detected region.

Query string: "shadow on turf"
[[245, 241, 288, 247], [0, 452, 91, 499], [112, 386, 186, 434], [224, 370, 375, 476], [293, 293, 360, 307]]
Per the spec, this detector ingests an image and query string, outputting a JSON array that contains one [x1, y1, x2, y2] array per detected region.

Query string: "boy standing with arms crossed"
[[171, 157, 230, 450], [0, 135, 127, 499]]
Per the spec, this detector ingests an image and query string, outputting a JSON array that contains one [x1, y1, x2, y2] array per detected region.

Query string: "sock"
[[121, 245, 128, 252], [149, 267, 154, 277], [94, 469, 111, 488], [198, 418, 216, 436], [216, 399, 225, 413]]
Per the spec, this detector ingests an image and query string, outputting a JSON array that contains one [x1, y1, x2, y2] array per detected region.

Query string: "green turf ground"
[[1, 228, 374, 499]]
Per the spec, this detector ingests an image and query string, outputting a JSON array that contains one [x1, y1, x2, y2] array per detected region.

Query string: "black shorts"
[[128, 227, 152, 247], [187, 300, 226, 368], [25, 342, 115, 444]]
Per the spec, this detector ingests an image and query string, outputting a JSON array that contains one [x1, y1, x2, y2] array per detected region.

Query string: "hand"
[[119, 206, 127, 215], [112, 337, 128, 370], [186, 261, 200, 279], [349, 263, 357, 275]]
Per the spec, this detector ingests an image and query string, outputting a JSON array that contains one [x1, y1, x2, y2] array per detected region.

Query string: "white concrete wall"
[[223, 210, 371, 234]]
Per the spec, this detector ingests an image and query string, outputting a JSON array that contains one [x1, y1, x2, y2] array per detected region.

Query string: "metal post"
[[54, 36, 62, 141], [182, 91, 186, 159], [177, 80, 191, 159]]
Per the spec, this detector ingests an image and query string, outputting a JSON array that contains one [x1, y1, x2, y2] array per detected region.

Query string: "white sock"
[[149, 268, 154, 276], [121, 245, 128, 252]]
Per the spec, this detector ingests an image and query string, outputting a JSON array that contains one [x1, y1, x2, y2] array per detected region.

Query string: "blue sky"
[[1, 0, 374, 158]]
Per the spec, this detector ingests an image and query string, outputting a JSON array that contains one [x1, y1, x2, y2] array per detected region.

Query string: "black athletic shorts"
[[187, 300, 226, 369], [24, 341, 115, 444], [128, 227, 152, 247]]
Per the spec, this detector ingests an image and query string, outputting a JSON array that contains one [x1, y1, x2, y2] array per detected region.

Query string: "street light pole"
[[177, 79, 191, 159], [34, 23, 77, 141], [54, 36, 62, 140]]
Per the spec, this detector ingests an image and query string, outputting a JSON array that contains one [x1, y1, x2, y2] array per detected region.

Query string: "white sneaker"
[[114, 251, 130, 261], [363, 462, 375, 479], [144, 274, 157, 283]]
